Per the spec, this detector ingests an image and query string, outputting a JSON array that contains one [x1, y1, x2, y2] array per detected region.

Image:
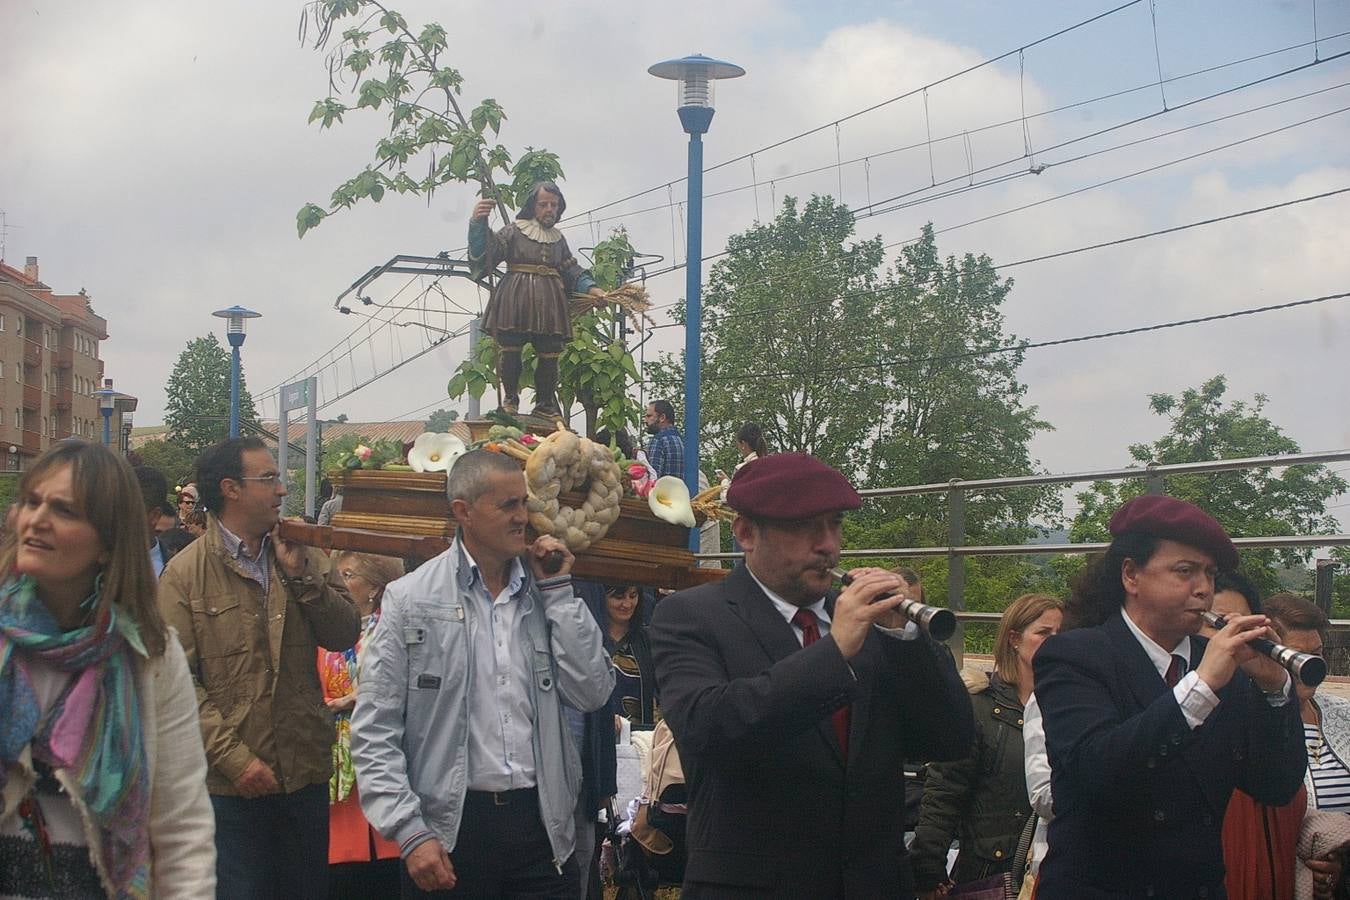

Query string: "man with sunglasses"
[[161, 437, 361, 899]]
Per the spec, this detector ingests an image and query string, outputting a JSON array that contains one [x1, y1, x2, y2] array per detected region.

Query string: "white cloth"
[[1022, 692, 1052, 875], [1296, 809, 1350, 898], [515, 217, 563, 244]]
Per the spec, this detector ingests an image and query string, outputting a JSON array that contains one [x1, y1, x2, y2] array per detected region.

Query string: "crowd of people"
[[1, 421, 1347, 899]]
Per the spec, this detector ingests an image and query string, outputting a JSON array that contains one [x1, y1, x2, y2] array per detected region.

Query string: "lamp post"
[[93, 380, 118, 447], [212, 305, 262, 439], [648, 53, 744, 549]]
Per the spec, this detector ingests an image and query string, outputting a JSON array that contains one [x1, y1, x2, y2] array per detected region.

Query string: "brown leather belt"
[[507, 264, 560, 278]]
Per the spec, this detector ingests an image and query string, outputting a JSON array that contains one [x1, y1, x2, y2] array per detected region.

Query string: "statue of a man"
[[469, 182, 605, 417]]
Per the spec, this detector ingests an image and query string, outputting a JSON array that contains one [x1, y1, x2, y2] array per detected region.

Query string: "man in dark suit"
[[650, 453, 974, 898], [1034, 496, 1306, 898], [133, 464, 178, 577]]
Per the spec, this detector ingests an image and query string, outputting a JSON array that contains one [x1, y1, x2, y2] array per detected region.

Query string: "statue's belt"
[[507, 264, 561, 278]]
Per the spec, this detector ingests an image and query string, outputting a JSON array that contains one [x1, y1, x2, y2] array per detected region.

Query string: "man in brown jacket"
[[161, 436, 360, 899]]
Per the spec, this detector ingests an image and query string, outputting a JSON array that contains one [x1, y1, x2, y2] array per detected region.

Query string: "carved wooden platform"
[[277, 467, 727, 590]]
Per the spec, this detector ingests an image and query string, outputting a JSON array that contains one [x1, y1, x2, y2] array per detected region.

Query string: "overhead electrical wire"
[[664, 289, 1350, 386], [648, 95, 1350, 311], [643, 186, 1350, 330], [566, 35, 1350, 234]]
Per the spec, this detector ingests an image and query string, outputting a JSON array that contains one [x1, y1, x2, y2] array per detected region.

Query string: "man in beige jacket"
[[161, 436, 360, 899]]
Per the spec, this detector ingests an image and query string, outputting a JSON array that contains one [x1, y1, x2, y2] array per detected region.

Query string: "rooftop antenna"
[[0, 210, 20, 265]]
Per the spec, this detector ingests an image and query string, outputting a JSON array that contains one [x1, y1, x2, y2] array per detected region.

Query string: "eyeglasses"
[[236, 473, 283, 486], [178, 496, 197, 505]]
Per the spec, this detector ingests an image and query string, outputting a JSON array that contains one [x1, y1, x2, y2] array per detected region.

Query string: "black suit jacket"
[[1034, 613, 1305, 899], [650, 564, 974, 899]]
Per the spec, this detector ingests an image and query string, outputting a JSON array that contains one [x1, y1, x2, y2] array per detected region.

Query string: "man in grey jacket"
[[353, 449, 615, 898]]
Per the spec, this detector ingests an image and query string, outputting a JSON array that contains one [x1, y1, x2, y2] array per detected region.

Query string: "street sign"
[[281, 380, 310, 413]]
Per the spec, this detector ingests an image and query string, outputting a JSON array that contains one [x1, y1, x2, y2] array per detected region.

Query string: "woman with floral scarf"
[[318, 550, 404, 899], [0, 439, 214, 898]]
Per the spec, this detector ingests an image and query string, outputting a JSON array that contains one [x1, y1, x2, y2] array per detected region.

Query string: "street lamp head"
[[649, 53, 745, 134], [93, 378, 119, 414], [212, 305, 262, 347]]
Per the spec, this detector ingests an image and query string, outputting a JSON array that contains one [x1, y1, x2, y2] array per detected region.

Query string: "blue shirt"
[[646, 425, 684, 479], [216, 519, 272, 595]]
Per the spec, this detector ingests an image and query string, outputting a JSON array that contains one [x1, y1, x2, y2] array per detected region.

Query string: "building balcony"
[[21, 430, 41, 453], [22, 384, 41, 410], [22, 341, 42, 367], [57, 346, 74, 369]]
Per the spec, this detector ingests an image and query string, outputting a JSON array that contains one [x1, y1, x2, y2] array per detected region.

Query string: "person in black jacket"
[[1034, 495, 1306, 898], [911, 592, 1063, 896], [651, 453, 973, 899]]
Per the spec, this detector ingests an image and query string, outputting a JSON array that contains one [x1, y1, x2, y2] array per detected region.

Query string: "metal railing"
[[695, 449, 1350, 656]]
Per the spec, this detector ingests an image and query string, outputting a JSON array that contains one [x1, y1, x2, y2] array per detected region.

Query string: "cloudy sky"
[[4, 0, 1349, 520]]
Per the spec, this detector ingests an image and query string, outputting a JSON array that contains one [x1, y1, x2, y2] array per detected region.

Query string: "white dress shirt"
[[746, 566, 919, 644], [461, 545, 536, 791]]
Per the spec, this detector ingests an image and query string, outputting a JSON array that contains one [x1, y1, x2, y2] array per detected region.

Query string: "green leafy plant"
[[296, 1, 563, 236]]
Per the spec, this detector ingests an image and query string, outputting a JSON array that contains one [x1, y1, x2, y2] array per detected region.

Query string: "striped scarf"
[[0, 574, 150, 900]]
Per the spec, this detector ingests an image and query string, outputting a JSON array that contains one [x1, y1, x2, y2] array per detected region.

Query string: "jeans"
[[211, 782, 330, 900]]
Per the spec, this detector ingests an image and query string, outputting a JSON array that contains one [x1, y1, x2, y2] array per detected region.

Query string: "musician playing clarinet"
[[1035, 495, 1306, 899], [650, 452, 973, 898]]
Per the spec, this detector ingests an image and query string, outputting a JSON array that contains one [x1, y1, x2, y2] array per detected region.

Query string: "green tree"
[[647, 199, 1057, 614], [646, 196, 889, 477], [136, 439, 198, 488], [647, 199, 1055, 549], [1069, 375, 1346, 595], [296, 0, 563, 236], [163, 334, 259, 455], [424, 408, 458, 431]]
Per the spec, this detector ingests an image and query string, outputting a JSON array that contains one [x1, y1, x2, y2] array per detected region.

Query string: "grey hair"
[[446, 449, 524, 505]]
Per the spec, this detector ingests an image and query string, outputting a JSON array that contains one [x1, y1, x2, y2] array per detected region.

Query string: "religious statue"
[[469, 181, 605, 417]]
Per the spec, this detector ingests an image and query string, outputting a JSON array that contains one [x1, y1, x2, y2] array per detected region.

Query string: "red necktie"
[[792, 608, 850, 758], [1165, 654, 1185, 688]]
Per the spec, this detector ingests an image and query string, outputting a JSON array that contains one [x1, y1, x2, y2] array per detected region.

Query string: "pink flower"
[[628, 464, 656, 499], [354, 444, 373, 461]]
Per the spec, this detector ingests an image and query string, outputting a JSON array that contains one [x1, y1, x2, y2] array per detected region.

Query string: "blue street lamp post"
[[94, 382, 117, 447], [212, 306, 262, 439], [648, 54, 744, 549]]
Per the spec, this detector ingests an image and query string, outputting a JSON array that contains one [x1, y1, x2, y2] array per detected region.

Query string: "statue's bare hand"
[[472, 198, 495, 222]]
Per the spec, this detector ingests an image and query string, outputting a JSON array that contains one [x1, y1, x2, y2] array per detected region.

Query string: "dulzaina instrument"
[[1199, 610, 1327, 687], [829, 568, 957, 641]]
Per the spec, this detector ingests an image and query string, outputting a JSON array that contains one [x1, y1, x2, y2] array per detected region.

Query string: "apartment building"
[[0, 255, 126, 468]]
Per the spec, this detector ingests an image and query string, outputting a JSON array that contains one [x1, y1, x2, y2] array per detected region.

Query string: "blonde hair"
[[333, 551, 404, 606], [993, 593, 1064, 687], [0, 440, 166, 657]]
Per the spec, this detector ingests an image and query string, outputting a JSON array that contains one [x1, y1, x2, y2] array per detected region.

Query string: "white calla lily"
[[408, 432, 467, 473], [648, 475, 696, 527]]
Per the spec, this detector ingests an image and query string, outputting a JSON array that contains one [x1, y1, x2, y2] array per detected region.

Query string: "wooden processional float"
[[277, 418, 730, 590]]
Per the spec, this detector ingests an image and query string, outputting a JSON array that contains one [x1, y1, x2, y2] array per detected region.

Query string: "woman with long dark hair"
[[0, 440, 215, 897]]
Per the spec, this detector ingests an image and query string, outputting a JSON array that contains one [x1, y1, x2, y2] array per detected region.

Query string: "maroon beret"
[[725, 452, 862, 520], [1108, 495, 1238, 570]]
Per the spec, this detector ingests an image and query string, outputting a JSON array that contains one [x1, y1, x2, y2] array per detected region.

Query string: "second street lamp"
[[648, 53, 745, 549], [212, 305, 262, 439]]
